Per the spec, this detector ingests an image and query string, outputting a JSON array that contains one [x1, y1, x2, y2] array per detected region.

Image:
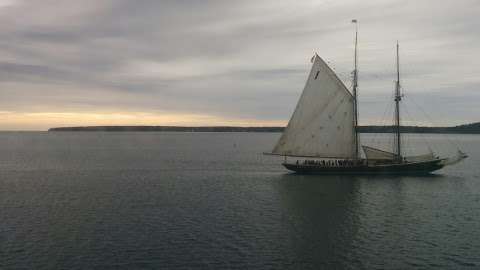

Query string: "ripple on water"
[[1, 132, 480, 269]]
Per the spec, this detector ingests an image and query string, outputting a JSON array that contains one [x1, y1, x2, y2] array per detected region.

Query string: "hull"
[[283, 159, 445, 175]]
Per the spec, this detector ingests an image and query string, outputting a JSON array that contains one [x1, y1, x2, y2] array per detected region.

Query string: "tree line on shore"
[[49, 122, 480, 134]]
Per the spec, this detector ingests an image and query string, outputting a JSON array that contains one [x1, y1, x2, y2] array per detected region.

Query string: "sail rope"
[[403, 94, 462, 152], [400, 52, 463, 154], [367, 85, 395, 150], [402, 99, 434, 156]]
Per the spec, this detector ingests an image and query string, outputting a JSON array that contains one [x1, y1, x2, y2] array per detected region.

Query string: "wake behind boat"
[[265, 21, 467, 175]]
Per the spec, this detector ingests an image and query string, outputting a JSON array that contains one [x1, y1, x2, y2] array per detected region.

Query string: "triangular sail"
[[363, 146, 397, 160], [363, 145, 437, 162], [271, 54, 355, 158]]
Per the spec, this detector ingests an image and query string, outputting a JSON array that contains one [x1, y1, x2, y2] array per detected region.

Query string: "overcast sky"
[[0, 0, 478, 130]]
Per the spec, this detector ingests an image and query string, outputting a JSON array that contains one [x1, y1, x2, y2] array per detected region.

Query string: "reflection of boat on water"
[[265, 21, 467, 175]]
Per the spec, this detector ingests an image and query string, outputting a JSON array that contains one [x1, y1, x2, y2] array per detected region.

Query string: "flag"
[[351, 19, 357, 23]]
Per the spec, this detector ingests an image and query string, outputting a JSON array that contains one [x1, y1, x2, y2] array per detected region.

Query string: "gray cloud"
[[0, 0, 479, 129]]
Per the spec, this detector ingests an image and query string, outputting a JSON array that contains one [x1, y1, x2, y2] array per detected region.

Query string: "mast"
[[352, 19, 359, 160], [394, 41, 402, 162]]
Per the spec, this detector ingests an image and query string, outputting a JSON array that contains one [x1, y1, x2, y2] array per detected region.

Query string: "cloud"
[[0, 0, 479, 130]]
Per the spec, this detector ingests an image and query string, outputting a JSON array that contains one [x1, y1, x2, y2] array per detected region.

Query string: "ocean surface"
[[1, 132, 479, 269]]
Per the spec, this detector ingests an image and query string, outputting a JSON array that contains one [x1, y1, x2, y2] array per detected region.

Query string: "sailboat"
[[266, 21, 468, 175]]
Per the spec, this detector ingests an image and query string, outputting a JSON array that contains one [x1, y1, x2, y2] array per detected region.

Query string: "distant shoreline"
[[49, 123, 480, 134]]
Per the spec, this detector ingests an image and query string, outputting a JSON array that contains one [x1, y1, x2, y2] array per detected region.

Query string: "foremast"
[[352, 19, 360, 160], [394, 41, 402, 163]]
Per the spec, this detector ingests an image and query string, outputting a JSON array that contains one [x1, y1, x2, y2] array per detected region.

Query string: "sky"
[[0, 0, 479, 130]]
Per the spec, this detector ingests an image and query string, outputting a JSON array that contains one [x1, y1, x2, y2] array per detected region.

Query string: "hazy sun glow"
[[0, 111, 287, 131], [0, 0, 478, 130]]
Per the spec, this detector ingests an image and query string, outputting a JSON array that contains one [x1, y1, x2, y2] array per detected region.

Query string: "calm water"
[[1, 132, 479, 269]]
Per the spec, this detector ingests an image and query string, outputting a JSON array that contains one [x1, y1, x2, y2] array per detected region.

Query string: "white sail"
[[363, 145, 438, 163], [362, 146, 397, 160], [271, 54, 355, 158]]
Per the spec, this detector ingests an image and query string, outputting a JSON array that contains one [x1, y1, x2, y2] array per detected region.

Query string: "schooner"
[[266, 21, 467, 174]]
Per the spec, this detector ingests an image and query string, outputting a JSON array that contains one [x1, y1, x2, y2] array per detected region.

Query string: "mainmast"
[[394, 41, 402, 162], [352, 19, 359, 160]]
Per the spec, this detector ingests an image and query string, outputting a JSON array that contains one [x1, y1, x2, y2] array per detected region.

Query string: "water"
[[1, 132, 479, 269]]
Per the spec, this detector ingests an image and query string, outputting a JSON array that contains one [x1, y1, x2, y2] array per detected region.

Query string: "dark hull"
[[283, 159, 445, 175]]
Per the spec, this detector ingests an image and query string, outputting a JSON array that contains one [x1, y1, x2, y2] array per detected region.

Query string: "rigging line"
[[400, 102, 409, 155], [382, 95, 395, 149], [407, 94, 461, 153], [390, 103, 396, 154], [371, 98, 394, 149], [404, 100, 437, 155], [405, 104, 419, 155], [404, 95, 461, 151], [402, 100, 433, 155], [369, 89, 395, 146], [379, 100, 394, 148]]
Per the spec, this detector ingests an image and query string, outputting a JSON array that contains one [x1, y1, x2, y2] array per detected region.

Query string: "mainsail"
[[269, 23, 468, 174], [271, 54, 355, 158]]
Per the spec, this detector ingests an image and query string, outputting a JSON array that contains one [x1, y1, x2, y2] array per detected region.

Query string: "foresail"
[[363, 145, 437, 162], [363, 146, 397, 160], [271, 54, 355, 158]]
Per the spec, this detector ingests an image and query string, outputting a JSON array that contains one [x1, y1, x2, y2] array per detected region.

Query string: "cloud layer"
[[0, 0, 479, 130]]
